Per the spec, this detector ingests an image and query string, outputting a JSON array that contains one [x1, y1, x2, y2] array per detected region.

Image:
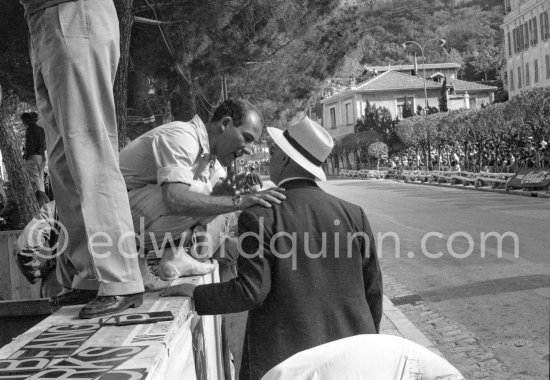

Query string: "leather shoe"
[[78, 293, 144, 319], [50, 289, 97, 306]]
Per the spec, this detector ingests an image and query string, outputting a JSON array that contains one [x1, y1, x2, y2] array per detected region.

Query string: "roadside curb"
[[399, 179, 550, 198], [326, 175, 550, 198], [383, 295, 442, 356]]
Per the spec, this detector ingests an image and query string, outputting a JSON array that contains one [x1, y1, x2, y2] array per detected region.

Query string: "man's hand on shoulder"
[[240, 187, 286, 209]]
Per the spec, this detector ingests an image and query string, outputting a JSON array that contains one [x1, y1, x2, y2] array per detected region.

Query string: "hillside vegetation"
[[0, 0, 505, 127]]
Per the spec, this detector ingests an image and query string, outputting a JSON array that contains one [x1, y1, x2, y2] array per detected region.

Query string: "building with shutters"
[[501, 0, 550, 97]]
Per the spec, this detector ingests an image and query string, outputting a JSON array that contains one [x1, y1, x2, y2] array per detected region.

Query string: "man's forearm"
[[164, 186, 237, 217], [162, 181, 285, 217]]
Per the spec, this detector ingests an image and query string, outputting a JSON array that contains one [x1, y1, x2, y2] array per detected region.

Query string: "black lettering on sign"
[[49, 347, 144, 370], [16, 346, 147, 379], [99, 311, 173, 326], [8, 324, 100, 359], [25, 368, 106, 379], [98, 368, 148, 380], [0, 373, 35, 380], [0, 358, 50, 376]]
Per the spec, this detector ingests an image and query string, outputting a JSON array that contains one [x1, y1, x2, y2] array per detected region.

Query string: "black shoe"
[[49, 289, 98, 306], [78, 293, 144, 319]]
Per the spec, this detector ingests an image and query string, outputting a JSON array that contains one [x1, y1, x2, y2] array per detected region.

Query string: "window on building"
[[518, 67, 522, 88], [521, 25, 525, 50], [396, 98, 408, 119], [345, 103, 353, 125], [525, 63, 530, 86], [540, 13, 545, 41], [529, 19, 534, 45], [533, 17, 538, 45], [510, 70, 514, 91], [508, 32, 512, 56], [534, 60, 539, 83], [542, 11, 550, 41], [524, 23, 529, 49], [546, 55, 550, 79], [329, 108, 336, 129]]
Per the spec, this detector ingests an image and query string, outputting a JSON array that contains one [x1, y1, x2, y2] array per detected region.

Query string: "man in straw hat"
[[162, 116, 383, 380]]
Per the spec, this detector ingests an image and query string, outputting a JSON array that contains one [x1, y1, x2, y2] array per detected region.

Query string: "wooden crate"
[[0, 230, 41, 301]]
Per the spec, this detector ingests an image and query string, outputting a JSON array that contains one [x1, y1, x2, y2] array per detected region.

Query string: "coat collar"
[[279, 178, 319, 190]]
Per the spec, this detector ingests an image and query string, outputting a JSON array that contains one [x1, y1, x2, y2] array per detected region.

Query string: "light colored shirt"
[[262, 334, 464, 380], [120, 116, 224, 193]]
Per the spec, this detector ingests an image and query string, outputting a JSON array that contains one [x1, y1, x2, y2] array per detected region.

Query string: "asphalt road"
[[319, 179, 549, 379]]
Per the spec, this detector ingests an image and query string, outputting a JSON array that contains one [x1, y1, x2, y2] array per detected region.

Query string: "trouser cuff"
[[98, 281, 145, 296]]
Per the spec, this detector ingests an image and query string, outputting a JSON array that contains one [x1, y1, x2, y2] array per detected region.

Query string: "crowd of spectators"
[[388, 137, 549, 173]]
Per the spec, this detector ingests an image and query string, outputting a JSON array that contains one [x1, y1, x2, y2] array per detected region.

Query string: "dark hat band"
[[283, 130, 323, 166]]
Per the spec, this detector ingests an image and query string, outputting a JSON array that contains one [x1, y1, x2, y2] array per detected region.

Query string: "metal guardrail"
[[339, 170, 388, 179], [394, 170, 517, 191]]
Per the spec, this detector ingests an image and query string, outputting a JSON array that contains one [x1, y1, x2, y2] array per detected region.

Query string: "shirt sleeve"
[[152, 128, 201, 186]]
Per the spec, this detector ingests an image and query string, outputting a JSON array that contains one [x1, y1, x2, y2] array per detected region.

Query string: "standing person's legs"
[[23, 155, 45, 191], [28, 0, 143, 313]]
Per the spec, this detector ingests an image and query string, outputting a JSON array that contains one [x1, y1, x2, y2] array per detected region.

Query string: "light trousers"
[[27, 0, 143, 295], [23, 154, 46, 191], [127, 184, 238, 262]]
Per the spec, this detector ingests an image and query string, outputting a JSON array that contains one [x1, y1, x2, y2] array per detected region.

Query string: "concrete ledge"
[[383, 296, 442, 356]]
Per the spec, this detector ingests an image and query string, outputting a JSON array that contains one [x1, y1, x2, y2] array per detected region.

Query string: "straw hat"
[[267, 116, 334, 181]]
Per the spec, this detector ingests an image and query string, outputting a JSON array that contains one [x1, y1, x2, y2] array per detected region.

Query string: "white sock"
[[159, 247, 215, 280]]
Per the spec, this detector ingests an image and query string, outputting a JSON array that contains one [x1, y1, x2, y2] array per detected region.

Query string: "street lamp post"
[[401, 39, 446, 116], [402, 41, 428, 115], [401, 39, 446, 171]]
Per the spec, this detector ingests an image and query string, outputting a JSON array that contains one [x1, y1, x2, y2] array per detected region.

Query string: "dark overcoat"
[[194, 179, 383, 380]]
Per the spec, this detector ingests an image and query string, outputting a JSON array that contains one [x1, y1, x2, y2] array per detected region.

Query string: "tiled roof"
[[321, 71, 497, 103], [354, 70, 443, 91], [368, 63, 461, 71], [451, 78, 498, 92]]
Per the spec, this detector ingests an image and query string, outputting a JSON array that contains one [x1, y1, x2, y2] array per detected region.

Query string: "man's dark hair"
[[21, 112, 39, 124], [211, 99, 261, 127]]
